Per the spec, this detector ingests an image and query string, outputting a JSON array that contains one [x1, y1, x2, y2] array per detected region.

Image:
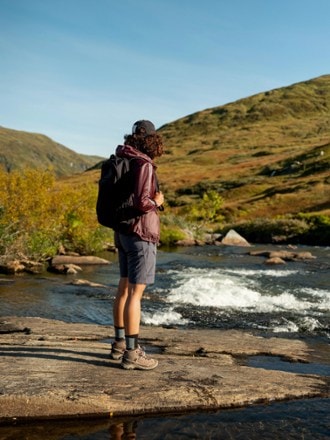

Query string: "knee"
[[128, 283, 146, 300], [117, 278, 129, 296]]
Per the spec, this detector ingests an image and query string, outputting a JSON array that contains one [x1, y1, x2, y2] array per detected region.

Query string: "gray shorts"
[[115, 233, 157, 285]]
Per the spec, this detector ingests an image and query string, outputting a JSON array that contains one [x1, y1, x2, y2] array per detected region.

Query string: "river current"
[[0, 244, 329, 439], [1, 244, 329, 339]]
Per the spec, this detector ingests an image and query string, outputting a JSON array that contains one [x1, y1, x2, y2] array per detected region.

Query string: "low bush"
[[222, 215, 330, 245], [179, 190, 225, 225], [296, 213, 330, 245], [160, 225, 188, 246], [0, 168, 113, 261]]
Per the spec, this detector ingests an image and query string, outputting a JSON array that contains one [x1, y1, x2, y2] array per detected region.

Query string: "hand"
[[154, 191, 164, 207]]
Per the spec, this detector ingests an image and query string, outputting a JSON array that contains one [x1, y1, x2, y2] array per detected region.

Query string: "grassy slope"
[[155, 75, 330, 221], [4, 75, 328, 223], [0, 126, 102, 176]]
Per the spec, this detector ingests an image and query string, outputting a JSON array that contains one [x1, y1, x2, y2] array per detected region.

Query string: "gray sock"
[[115, 326, 125, 341], [126, 334, 138, 350]]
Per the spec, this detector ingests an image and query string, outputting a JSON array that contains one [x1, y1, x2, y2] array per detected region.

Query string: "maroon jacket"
[[115, 144, 160, 243]]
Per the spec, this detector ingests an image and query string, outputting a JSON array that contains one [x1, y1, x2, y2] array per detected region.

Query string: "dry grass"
[[155, 75, 330, 221]]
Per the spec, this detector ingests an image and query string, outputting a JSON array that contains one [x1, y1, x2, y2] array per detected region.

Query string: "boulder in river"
[[250, 250, 316, 261], [265, 257, 286, 265], [50, 255, 110, 265], [221, 229, 251, 247], [68, 279, 107, 288], [0, 259, 44, 275], [48, 264, 83, 275]]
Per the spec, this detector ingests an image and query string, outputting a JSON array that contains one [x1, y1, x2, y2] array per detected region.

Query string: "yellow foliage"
[[0, 168, 55, 230], [181, 190, 225, 226], [0, 168, 112, 260]]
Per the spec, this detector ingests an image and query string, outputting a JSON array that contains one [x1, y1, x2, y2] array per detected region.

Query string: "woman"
[[110, 120, 164, 370]]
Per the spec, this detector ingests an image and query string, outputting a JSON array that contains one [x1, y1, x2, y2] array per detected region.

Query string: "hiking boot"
[[110, 340, 126, 360], [121, 347, 158, 370]]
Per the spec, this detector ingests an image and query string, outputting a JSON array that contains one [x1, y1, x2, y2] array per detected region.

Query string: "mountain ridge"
[[0, 125, 102, 176]]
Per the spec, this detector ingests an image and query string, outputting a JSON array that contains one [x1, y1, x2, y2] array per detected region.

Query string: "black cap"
[[132, 120, 156, 136]]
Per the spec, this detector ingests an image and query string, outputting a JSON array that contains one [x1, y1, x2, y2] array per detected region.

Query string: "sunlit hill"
[[2, 74, 329, 221]]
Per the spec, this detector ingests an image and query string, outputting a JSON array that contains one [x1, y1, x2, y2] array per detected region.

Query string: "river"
[[0, 244, 329, 439]]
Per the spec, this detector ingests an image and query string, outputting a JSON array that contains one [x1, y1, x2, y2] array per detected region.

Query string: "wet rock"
[[175, 239, 197, 246], [0, 260, 44, 275], [21, 260, 44, 274], [265, 257, 286, 265], [292, 251, 317, 260], [50, 255, 110, 266], [0, 317, 328, 423], [204, 233, 223, 245], [68, 279, 107, 288], [269, 250, 316, 261], [103, 243, 118, 253], [0, 260, 25, 274], [48, 264, 83, 275], [250, 250, 316, 261], [65, 265, 81, 275], [57, 244, 80, 256]]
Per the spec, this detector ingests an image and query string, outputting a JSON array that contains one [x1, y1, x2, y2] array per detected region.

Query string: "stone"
[[265, 257, 286, 265], [69, 279, 107, 288], [65, 265, 81, 275], [291, 251, 316, 260], [48, 264, 83, 275], [0, 317, 328, 424], [0, 260, 25, 274], [249, 250, 316, 261], [50, 255, 110, 266], [21, 260, 44, 274], [204, 233, 223, 245], [221, 229, 251, 247], [0, 260, 43, 275], [175, 239, 197, 246]]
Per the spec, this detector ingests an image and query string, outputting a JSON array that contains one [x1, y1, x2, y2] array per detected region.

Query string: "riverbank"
[[0, 317, 329, 425]]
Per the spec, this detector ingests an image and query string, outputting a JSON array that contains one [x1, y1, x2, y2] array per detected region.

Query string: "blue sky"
[[1, 0, 329, 158]]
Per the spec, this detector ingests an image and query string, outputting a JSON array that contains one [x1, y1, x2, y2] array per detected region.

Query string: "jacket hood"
[[116, 144, 153, 164]]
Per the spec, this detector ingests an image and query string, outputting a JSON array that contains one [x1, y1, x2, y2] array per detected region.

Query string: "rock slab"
[[0, 317, 328, 424]]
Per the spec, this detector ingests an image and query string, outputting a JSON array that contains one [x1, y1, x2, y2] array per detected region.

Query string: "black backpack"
[[96, 155, 139, 231]]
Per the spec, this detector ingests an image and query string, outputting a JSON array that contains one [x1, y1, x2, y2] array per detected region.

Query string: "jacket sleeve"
[[132, 161, 157, 213]]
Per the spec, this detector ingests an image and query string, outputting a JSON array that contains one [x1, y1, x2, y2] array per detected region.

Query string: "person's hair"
[[124, 133, 164, 159]]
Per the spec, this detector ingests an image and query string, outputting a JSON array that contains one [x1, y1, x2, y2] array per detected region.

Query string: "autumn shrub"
[[158, 191, 225, 244], [0, 168, 56, 230], [180, 190, 225, 226], [0, 168, 58, 259], [0, 168, 113, 261]]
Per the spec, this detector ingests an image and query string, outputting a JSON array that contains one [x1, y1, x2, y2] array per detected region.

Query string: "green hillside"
[[157, 75, 330, 221], [0, 126, 102, 176], [1, 75, 329, 260], [1, 75, 329, 253]]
